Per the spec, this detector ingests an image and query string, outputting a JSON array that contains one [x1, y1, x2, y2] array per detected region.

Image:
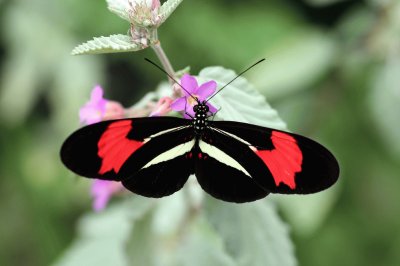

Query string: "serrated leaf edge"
[[159, 0, 183, 24], [71, 34, 141, 55], [106, 0, 130, 21]]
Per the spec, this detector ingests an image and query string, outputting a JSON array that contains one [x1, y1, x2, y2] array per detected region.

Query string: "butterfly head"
[[193, 102, 209, 114]]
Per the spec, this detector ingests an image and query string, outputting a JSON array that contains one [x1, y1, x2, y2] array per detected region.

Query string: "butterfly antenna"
[[145, 58, 199, 103], [205, 58, 266, 103]]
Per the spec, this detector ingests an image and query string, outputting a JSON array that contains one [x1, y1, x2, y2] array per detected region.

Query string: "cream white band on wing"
[[144, 126, 189, 143], [142, 139, 195, 169], [198, 140, 251, 177], [211, 128, 257, 152]]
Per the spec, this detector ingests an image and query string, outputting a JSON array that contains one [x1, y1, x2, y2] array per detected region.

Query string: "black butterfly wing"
[[203, 121, 339, 195], [194, 130, 269, 203], [60, 117, 196, 198]]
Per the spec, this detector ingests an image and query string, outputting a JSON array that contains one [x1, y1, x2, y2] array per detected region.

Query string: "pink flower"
[[79, 85, 107, 125], [103, 101, 125, 121], [79, 85, 125, 125], [170, 74, 218, 118], [91, 180, 125, 212], [150, 96, 173, 116]]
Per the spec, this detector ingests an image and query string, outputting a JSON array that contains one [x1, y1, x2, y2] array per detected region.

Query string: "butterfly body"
[[61, 101, 339, 203], [191, 102, 210, 135]]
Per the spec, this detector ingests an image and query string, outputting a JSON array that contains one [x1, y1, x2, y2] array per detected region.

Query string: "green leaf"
[[204, 198, 297, 266], [126, 191, 188, 266], [197, 66, 287, 130], [71, 34, 141, 55], [106, 0, 130, 21], [53, 197, 154, 266], [175, 215, 236, 266], [125, 211, 157, 266], [159, 0, 184, 24]]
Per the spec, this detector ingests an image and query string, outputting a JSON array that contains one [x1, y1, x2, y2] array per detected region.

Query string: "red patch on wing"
[[255, 131, 302, 189], [97, 120, 143, 175]]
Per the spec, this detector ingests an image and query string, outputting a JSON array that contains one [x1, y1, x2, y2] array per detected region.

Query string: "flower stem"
[[151, 40, 176, 86]]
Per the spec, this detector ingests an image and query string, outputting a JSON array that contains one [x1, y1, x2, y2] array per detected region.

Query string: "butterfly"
[[60, 59, 339, 203]]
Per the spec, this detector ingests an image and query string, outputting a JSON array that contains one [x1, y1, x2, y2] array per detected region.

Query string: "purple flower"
[[79, 85, 125, 125], [170, 74, 218, 118], [91, 180, 124, 212], [79, 85, 107, 125]]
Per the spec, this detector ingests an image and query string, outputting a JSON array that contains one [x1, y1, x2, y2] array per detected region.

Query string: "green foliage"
[[159, 0, 184, 24], [174, 215, 237, 266], [82, 0, 185, 56], [198, 66, 287, 130], [106, 0, 131, 21], [54, 198, 154, 266], [204, 199, 296, 266], [71, 35, 141, 55]]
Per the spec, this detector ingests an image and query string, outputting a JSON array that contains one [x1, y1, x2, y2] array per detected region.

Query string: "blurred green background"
[[1, 0, 400, 265]]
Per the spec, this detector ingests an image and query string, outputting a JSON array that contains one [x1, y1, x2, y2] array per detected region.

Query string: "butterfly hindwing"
[[194, 129, 269, 203], [208, 121, 339, 194], [60, 117, 196, 198]]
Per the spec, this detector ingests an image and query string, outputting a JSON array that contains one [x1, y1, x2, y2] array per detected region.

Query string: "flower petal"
[[170, 97, 186, 111], [91, 180, 113, 212], [180, 74, 198, 96], [150, 97, 173, 116], [91, 180, 124, 212], [79, 86, 109, 125], [91, 85, 104, 102], [196, 81, 217, 101], [79, 106, 102, 125], [103, 101, 125, 120], [93, 194, 109, 212]]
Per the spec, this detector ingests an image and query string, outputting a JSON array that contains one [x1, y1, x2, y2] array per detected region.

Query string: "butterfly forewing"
[[207, 121, 339, 194], [61, 117, 197, 197]]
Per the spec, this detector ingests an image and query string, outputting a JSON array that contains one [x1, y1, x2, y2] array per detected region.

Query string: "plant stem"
[[151, 40, 176, 86]]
